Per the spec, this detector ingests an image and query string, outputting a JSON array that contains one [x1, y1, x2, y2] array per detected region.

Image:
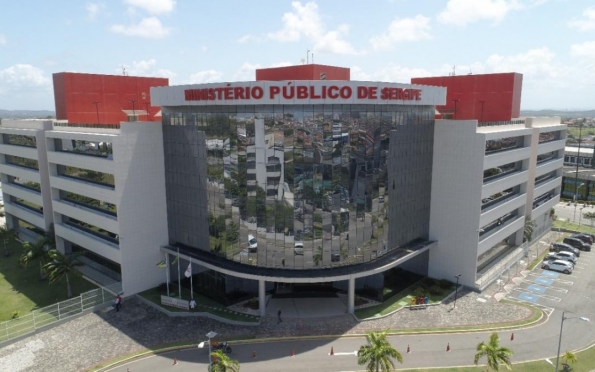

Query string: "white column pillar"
[[258, 279, 266, 317], [347, 277, 355, 314]]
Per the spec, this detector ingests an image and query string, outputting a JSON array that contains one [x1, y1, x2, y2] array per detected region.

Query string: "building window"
[[60, 190, 117, 217], [57, 165, 115, 187], [54, 139, 113, 159], [5, 155, 39, 170], [63, 216, 119, 245], [3, 134, 36, 148], [585, 158, 591, 166], [8, 176, 41, 192]]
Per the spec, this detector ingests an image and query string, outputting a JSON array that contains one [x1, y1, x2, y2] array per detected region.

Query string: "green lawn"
[[138, 287, 260, 323], [0, 239, 97, 321], [355, 278, 455, 320], [553, 220, 595, 234], [397, 341, 595, 371]]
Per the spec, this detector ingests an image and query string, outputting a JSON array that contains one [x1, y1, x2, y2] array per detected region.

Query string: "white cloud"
[[119, 59, 177, 79], [232, 62, 261, 81], [437, 0, 524, 26], [0, 64, 51, 94], [351, 64, 434, 83], [571, 41, 595, 59], [485, 47, 562, 79], [86, 2, 105, 21], [188, 70, 223, 84], [123, 0, 175, 14], [0, 34, 6, 46], [370, 15, 432, 51], [266, 1, 358, 55], [238, 34, 256, 43], [568, 7, 595, 32], [110, 17, 170, 39]]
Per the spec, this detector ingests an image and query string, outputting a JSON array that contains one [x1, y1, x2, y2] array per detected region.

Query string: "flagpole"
[[177, 247, 181, 299], [190, 263, 194, 300], [165, 253, 170, 297]]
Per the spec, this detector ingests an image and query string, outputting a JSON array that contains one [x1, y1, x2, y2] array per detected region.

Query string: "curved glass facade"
[[162, 104, 434, 271]]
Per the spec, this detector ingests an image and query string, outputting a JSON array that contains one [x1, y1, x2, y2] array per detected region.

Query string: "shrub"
[[438, 279, 452, 289], [11, 310, 20, 319], [412, 286, 427, 298], [429, 284, 443, 296]]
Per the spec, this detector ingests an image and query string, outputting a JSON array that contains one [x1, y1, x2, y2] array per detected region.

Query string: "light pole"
[[554, 311, 589, 372], [479, 100, 486, 122], [453, 274, 462, 308], [452, 99, 460, 119], [579, 207, 585, 227], [573, 183, 585, 223], [198, 331, 218, 371], [92, 101, 100, 124], [129, 99, 136, 121]]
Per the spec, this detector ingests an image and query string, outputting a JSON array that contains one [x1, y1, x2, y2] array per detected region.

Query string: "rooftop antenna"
[[312, 53, 314, 64], [121, 65, 127, 76], [452, 65, 456, 76], [307, 49, 310, 64], [468, 69, 472, 75], [300, 58, 305, 65]]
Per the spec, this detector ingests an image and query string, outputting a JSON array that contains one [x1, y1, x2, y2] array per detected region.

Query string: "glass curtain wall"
[[163, 104, 433, 270]]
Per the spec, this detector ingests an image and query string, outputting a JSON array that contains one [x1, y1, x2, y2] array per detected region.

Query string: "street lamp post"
[[579, 207, 585, 227], [573, 183, 585, 223], [554, 311, 589, 372], [92, 101, 100, 124], [198, 331, 218, 371], [453, 274, 462, 308]]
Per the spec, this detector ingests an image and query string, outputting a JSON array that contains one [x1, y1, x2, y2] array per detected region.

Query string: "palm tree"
[[474, 332, 514, 371], [0, 224, 19, 257], [20, 237, 49, 281], [561, 350, 578, 370], [43, 249, 85, 298], [523, 217, 535, 243], [357, 330, 403, 372], [210, 350, 240, 372]]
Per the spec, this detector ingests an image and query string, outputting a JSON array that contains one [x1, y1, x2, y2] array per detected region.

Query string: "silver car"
[[545, 251, 577, 265], [542, 259, 573, 274]]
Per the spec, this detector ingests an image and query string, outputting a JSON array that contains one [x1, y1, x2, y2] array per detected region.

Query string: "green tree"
[[20, 237, 49, 281], [561, 350, 578, 370], [523, 217, 535, 243], [357, 330, 403, 372], [473, 332, 513, 371], [0, 224, 19, 257], [210, 350, 240, 372], [43, 249, 85, 298]]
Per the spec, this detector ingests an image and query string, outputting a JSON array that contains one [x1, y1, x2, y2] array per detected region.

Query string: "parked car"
[[571, 234, 593, 245], [563, 237, 592, 252], [542, 259, 573, 274], [248, 234, 258, 252], [550, 243, 580, 257], [294, 242, 304, 255], [544, 252, 577, 265]]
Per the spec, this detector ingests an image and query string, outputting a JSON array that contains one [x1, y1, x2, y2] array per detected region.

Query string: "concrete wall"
[[114, 121, 169, 295], [428, 120, 485, 287]]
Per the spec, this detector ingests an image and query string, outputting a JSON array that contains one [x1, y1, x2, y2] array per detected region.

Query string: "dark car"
[[551, 243, 581, 257], [563, 237, 591, 252], [571, 234, 593, 245]]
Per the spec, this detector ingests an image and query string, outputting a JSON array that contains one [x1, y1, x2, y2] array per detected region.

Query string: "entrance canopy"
[[161, 239, 436, 283]]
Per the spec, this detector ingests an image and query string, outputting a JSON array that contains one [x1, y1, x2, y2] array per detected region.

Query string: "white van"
[[248, 235, 258, 252]]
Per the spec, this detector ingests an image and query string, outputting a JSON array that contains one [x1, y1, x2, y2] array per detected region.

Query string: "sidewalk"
[[0, 233, 564, 372]]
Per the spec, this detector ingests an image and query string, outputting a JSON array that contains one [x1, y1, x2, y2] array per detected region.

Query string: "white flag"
[[184, 262, 192, 278]]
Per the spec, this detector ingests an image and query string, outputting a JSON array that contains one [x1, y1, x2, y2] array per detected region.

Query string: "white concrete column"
[[347, 277, 355, 314], [258, 279, 266, 317]]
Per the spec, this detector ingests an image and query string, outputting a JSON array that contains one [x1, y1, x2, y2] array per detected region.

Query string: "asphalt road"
[[107, 247, 595, 372]]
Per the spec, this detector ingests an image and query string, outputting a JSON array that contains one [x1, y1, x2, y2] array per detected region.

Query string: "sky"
[[0, 0, 594, 111]]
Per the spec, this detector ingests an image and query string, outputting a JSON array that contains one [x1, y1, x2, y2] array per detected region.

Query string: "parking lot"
[[508, 240, 593, 311]]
